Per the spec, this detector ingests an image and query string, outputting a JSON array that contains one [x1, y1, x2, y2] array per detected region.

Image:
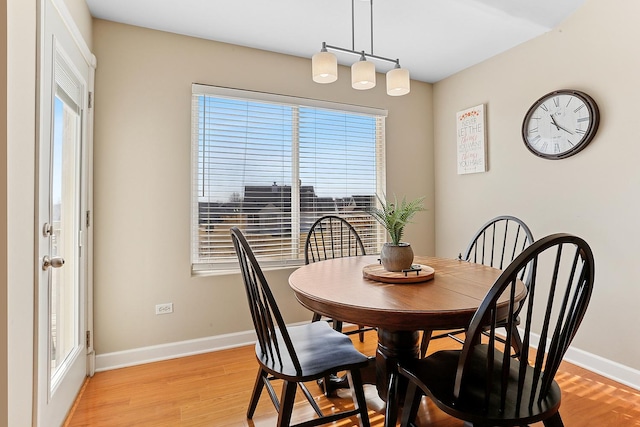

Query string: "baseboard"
[[95, 326, 640, 392], [564, 345, 640, 391], [95, 329, 258, 372], [95, 321, 306, 372], [527, 331, 640, 391]]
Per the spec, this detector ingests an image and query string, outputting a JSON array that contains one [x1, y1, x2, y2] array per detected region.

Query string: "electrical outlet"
[[155, 303, 173, 315]]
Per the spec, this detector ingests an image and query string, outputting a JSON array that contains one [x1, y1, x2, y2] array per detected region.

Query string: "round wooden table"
[[288, 254, 526, 400]]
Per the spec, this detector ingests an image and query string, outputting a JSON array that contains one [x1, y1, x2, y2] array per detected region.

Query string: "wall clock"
[[521, 89, 599, 159]]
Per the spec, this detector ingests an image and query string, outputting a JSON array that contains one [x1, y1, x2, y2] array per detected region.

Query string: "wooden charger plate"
[[362, 263, 435, 284]]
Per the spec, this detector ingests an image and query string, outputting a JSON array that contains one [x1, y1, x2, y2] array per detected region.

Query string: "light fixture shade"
[[386, 67, 410, 96], [351, 59, 376, 90], [312, 50, 338, 83]]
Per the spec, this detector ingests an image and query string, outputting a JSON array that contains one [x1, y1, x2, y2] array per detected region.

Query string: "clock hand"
[[550, 115, 574, 135], [556, 123, 574, 135]]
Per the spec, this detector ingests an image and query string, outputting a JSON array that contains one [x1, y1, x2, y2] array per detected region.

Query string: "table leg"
[[376, 329, 420, 401]]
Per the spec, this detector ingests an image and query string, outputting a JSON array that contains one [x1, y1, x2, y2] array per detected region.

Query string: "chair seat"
[[401, 345, 562, 425], [256, 321, 370, 382]]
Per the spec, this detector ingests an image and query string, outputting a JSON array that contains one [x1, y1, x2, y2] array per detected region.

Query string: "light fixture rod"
[[370, 0, 374, 55], [352, 0, 355, 51], [351, 0, 375, 54], [323, 43, 399, 67]]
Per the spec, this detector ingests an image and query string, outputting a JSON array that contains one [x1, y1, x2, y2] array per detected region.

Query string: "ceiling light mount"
[[311, 0, 410, 96]]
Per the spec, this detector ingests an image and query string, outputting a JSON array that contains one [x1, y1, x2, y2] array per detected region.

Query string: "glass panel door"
[[49, 93, 81, 387]]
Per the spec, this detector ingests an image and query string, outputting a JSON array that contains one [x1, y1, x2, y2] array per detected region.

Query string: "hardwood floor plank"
[[65, 330, 640, 426]]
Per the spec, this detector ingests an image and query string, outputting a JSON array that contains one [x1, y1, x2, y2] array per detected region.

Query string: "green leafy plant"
[[368, 194, 426, 245]]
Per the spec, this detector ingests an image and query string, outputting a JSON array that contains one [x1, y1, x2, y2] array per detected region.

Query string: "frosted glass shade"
[[312, 51, 338, 83], [386, 67, 410, 96], [351, 60, 376, 90]]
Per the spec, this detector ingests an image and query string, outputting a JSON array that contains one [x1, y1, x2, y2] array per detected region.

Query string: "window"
[[191, 84, 387, 273]]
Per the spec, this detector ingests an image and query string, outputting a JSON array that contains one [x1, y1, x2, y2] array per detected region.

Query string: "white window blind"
[[191, 84, 387, 273]]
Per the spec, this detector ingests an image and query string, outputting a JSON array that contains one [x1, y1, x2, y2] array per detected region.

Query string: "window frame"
[[191, 84, 387, 274]]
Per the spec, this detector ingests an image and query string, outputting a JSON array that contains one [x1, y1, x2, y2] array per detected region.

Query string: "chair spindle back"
[[305, 215, 366, 264], [455, 233, 595, 413], [231, 226, 302, 374], [462, 215, 534, 270]]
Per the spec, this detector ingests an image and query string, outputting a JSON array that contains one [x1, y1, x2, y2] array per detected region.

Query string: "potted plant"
[[368, 194, 426, 272]]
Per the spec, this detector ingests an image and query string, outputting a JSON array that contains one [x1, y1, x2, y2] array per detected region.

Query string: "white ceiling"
[[85, 0, 585, 83]]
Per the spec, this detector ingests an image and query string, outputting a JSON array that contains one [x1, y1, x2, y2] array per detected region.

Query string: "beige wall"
[[91, 19, 434, 355], [434, 0, 640, 370], [63, 0, 92, 48], [1, 1, 8, 424]]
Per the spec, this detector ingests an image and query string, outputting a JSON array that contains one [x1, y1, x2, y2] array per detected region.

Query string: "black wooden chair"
[[305, 215, 374, 342], [390, 233, 595, 427], [420, 215, 534, 357], [230, 227, 371, 427]]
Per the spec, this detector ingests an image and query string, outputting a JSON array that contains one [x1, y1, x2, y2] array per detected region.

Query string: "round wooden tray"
[[362, 263, 435, 284]]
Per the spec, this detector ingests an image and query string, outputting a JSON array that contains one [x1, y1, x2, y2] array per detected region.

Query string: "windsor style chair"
[[420, 215, 534, 358], [231, 227, 371, 427], [391, 233, 595, 427]]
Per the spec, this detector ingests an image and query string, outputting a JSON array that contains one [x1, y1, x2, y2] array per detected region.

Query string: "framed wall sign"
[[456, 104, 487, 174]]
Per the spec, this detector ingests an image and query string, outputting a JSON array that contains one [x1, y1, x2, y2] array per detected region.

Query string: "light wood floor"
[[65, 330, 640, 426]]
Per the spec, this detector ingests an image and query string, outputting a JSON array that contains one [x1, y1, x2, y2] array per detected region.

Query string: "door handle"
[[42, 255, 65, 271]]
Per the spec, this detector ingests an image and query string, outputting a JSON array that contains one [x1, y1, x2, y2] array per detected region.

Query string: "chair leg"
[[312, 312, 321, 322], [510, 324, 523, 358], [276, 380, 297, 427], [359, 325, 366, 342], [299, 383, 324, 417], [543, 412, 564, 427], [348, 369, 371, 427], [400, 382, 422, 427], [247, 368, 267, 418], [384, 372, 399, 427], [419, 330, 432, 358]]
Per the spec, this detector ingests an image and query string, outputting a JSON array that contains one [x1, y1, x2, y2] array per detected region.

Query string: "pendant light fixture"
[[386, 63, 410, 96], [351, 52, 376, 90], [311, 0, 410, 96], [312, 43, 338, 83]]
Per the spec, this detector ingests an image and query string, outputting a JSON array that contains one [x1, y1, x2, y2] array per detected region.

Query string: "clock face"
[[522, 90, 599, 159]]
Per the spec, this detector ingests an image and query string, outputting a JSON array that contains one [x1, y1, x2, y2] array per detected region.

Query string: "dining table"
[[288, 254, 526, 403]]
